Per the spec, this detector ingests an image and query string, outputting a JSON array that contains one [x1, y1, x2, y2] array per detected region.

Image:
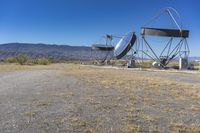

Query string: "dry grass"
[[24, 112, 37, 118], [170, 123, 200, 132], [52, 92, 75, 100], [169, 122, 186, 132], [84, 129, 98, 133], [125, 124, 140, 133], [191, 105, 200, 111], [0, 63, 56, 72], [1, 63, 200, 132], [0, 64, 30, 72], [59, 64, 200, 102], [57, 64, 200, 132], [32, 100, 51, 108]]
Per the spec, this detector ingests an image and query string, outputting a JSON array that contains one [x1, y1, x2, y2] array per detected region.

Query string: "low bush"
[[16, 54, 28, 65], [37, 59, 50, 65], [6, 57, 17, 63], [28, 59, 50, 65]]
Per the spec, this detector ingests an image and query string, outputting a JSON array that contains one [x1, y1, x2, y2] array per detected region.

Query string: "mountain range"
[[0, 43, 92, 61], [0, 43, 199, 61]]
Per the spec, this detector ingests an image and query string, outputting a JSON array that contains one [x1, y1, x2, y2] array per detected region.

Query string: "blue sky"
[[0, 0, 199, 56]]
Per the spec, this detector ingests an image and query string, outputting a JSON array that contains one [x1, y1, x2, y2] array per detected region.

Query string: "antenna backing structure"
[[138, 7, 190, 68]]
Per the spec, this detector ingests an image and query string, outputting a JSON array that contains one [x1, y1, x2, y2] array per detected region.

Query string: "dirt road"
[[0, 64, 199, 133]]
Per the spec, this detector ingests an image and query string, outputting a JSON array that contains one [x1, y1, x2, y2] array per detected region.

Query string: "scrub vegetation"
[[3, 54, 51, 65]]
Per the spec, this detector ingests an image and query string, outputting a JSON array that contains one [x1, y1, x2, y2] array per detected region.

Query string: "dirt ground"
[[0, 63, 200, 133]]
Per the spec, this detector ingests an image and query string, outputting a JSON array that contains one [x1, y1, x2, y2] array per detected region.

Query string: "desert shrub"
[[16, 54, 28, 65], [37, 59, 50, 65], [110, 60, 116, 66], [189, 61, 199, 66], [26, 59, 37, 65], [6, 57, 17, 63], [118, 60, 128, 66], [26, 59, 50, 65], [28, 59, 50, 65]]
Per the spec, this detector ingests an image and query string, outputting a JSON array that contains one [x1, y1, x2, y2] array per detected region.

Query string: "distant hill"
[[188, 57, 200, 61], [0, 43, 199, 62], [0, 43, 92, 61]]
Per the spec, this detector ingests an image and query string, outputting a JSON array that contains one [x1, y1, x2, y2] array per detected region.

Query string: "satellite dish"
[[92, 44, 114, 51], [91, 34, 115, 63], [114, 32, 136, 59]]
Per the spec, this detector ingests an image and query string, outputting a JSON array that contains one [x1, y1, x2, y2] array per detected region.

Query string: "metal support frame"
[[137, 7, 190, 68], [139, 36, 190, 67]]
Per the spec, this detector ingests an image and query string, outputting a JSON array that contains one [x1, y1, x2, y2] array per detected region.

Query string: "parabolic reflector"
[[114, 32, 136, 59], [92, 44, 114, 51], [141, 27, 189, 38]]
